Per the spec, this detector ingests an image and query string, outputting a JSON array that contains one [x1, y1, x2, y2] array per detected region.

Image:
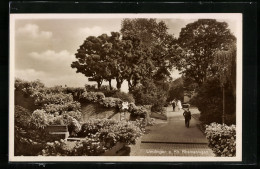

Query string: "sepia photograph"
[[9, 13, 242, 162]]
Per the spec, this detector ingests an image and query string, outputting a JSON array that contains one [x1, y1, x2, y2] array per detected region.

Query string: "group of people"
[[170, 99, 182, 111], [170, 99, 191, 128]]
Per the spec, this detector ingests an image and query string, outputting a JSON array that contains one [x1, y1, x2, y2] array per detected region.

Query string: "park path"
[[129, 106, 215, 156]]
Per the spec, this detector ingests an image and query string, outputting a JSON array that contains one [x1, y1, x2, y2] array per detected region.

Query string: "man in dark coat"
[[183, 108, 191, 128]]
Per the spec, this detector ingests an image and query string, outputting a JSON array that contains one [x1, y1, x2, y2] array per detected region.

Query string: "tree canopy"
[[72, 18, 178, 91], [176, 19, 236, 86]]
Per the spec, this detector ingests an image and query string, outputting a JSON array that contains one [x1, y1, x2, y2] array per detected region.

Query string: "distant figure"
[[183, 108, 191, 128], [171, 99, 176, 111], [177, 100, 182, 111]]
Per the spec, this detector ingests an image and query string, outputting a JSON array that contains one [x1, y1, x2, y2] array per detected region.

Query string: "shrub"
[[15, 105, 32, 129], [62, 110, 82, 121], [128, 103, 148, 118], [131, 79, 168, 112], [99, 97, 123, 109], [33, 92, 74, 106], [63, 115, 82, 136], [78, 119, 118, 137], [80, 91, 105, 103], [42, 101, 81, 114], [78, 119, 143, 144], [111, 91, 135, 103], [41, 119, 143, 156], [41, 137, 106, 156], [205, 123, 236, 157], [190, 78, 236, 125], [64, 87, 86, 99], [30, 109, 54, 129], [85, 84, 117, 97], [15, 78, 45, 97]]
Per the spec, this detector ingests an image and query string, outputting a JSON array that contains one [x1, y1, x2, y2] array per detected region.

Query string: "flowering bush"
[[205, 123, 236, 157], [30, 109, 54, 129], [128, 103, 148, 118], [33, 92, 74, 106], [78, 119, 118, 136], [78, 119, 143, 144], [80, 91, 105, 103], [42, 101, 81, 114], [99, 97, 123, 109], [41, 119, 143, 156]]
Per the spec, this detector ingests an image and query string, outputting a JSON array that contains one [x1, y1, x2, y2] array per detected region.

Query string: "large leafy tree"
[[176, 19, 236, 86], [71, 31, 155, 91], [71, 33, 126, 89], [121, 18, 177, 85]]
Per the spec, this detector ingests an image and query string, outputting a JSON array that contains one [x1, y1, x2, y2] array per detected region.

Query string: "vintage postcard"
[[9, 13, 242, 162]]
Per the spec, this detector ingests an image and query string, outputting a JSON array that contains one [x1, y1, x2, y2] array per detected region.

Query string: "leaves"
[[205, 123, 236, 157], [177, 19, 236, 85]]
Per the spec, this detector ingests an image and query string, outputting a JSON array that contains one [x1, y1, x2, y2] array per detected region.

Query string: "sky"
[[12, 14, 239, 93]]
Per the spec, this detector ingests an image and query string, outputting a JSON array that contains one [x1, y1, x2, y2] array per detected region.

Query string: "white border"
[[9, 13, 242, 162]]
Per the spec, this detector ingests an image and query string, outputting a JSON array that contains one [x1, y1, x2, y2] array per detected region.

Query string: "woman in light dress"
[[177, 100, 182, 111]]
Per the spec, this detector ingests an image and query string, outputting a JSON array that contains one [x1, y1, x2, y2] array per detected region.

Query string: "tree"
[[71, 35, 109, 89], [71, 32, 134, 90], [176, 19, 236, 86], [121, 18, 177, 86], [213, 42, 236, 124]]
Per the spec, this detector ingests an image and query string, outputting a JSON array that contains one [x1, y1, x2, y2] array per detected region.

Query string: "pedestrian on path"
[[177, 100, 182, 111], [171, 99, 176, 111], [183, 108, 191, 128]]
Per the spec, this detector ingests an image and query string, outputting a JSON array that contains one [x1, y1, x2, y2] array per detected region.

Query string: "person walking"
[[177, 100, 182, 111], [183, 108, 191, 128], [171, 99, 176, 111]]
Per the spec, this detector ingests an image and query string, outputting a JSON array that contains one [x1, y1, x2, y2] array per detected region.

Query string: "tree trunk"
[[108, 80, 112, 90], [128, 79, 133, 92], [116, 78, 123, 91], [222, 85, 225, 124], [97, 80, 102, 89]]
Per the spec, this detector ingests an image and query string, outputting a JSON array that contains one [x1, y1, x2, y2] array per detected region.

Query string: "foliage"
[[42, 101, 81, 114], [167, 77, 184, 102], [176, 19, 236, 85], [72, 19, 178, 91], [80, 91, 105, 103], [14, 126, 51, 156], [78, 119, 143, 144], [62, 110, 82, 121], [39, 119, 145, 156], [190, 78, 235, 125], [205, 123, 236, 157], [62, 115, 82, 136], [85, 84, 118, 97], [15, 78, 44, 97], [128, 103, 148, 118], [111, 91, 135, 103], [99, 97, 123, 109], [30, 109, 54, 129], [15, 105, 32, 129], [63, 87, 86, 99], [131, 79, 167, 112], [33, 92, 74, 106]]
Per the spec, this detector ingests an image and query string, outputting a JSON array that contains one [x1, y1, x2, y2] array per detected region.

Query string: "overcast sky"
[[13, 15, 238, 92]]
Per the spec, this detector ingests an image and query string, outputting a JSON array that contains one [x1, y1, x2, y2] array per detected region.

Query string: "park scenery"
[[11, 15, 238, 159]]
